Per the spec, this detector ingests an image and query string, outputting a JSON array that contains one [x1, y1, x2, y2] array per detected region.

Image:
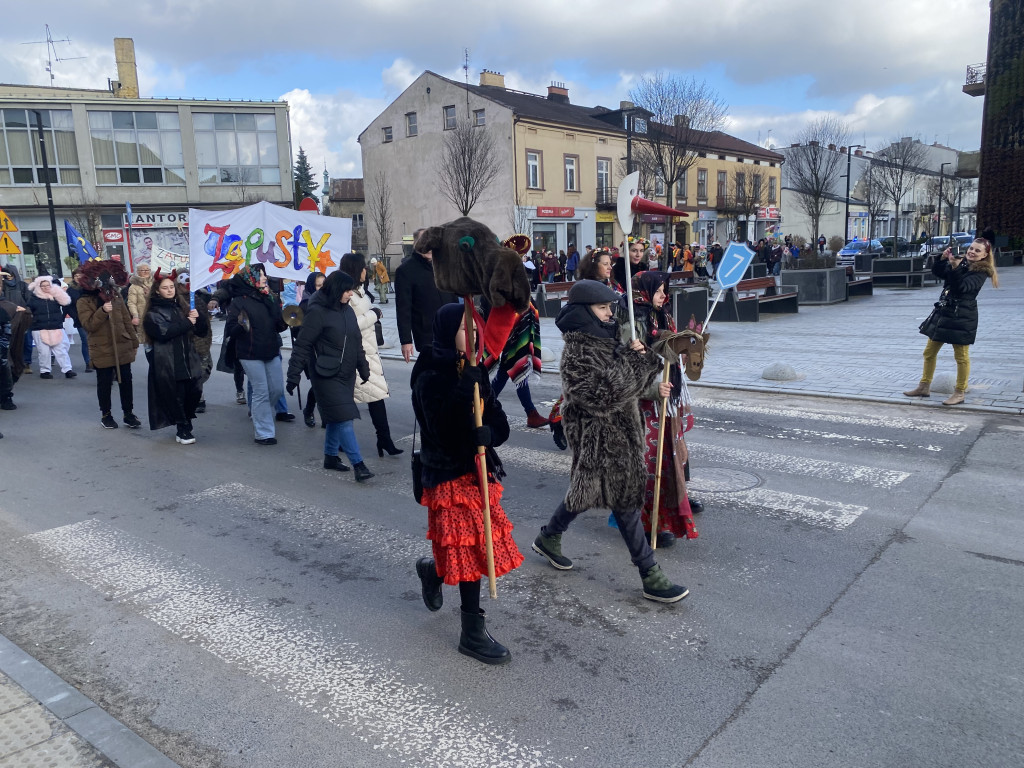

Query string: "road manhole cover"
[[688, 468, 761, 493]]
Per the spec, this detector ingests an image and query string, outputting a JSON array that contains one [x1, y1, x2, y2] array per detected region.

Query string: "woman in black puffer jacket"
[[904, 238, 999, 406]]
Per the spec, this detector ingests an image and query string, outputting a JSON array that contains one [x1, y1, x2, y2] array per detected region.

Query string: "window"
[[675, 170, 687, 200], [473, 109, 486, 127], [89, 110, 182, 185], [633, 117, 648, 134], [526, 150, 542, 189], [564, 154, 578, 192], [768, 177, 777, 203], [405, 112, 417, 137], [352, 213, 364, 228], [654, 170, 665, 197], [697, 168, 707, 199], [753, 173, 762, 201], [192, 111, 279, 185], [382, 126, 393, 143], [443, 106, 456, 130], [596, 157, 611, 199], [0, 108, 80, 186], [736, 172, 746, 198], [717, 171, 727, 199]]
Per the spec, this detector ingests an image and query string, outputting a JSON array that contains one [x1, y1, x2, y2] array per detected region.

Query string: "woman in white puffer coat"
[[339, 253, 403, 457]]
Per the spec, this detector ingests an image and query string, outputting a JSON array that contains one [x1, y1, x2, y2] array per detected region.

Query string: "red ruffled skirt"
[[640, 399, 698, 539], [422, 473, 524, 585]]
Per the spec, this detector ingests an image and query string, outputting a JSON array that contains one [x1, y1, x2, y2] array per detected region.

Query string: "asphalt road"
[[1, 351, 1021, 768]]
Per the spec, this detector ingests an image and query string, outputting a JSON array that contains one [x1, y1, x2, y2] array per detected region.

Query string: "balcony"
[[716, 195, 750, 214], [963, 63, 986, 97], [596, 186, 616, 210]]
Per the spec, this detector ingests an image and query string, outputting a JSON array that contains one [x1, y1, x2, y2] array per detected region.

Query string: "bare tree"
[[785, 116, 850, 245], [729, 169, 765, 241], [65, 190, 103, 251], [856, 163, 890, 239], [629, 72, 728, 211], [365, 169, 394, 257], [508, 184, 531, 238], [437, 118, 501, 216], [237, 168, 268, 204], [925, 174, 968, 236], [873, 137, 928, 255]]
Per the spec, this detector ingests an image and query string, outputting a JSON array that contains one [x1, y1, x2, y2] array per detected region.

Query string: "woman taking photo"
[[143, 270, 207, 444], [225, 265, 288, 445], [339, 253, 403, 457], [286, 271, 374, 482], [904, 238, 999, 406]]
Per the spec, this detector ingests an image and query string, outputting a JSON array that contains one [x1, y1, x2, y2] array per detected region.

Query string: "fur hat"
[[568, 279, 620, 305]]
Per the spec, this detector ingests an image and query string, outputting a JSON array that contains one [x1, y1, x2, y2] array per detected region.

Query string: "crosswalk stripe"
[[692, 398, 967, 435], [691, 444, 910, 489], [699, 416, 945, 452], [26, 520, 566, 768], [697, 487, 867, 530]]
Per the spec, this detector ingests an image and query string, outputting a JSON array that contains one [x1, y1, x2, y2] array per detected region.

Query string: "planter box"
[[668, 284, 709, 325], [780, 267, 848, 305], [995, 250, 1015, 268]]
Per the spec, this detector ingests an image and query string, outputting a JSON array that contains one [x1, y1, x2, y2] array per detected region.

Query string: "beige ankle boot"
[[942, 390, 965, 406], [903, 382, 931, 398]]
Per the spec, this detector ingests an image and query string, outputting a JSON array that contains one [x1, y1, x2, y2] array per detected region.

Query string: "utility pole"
[[33, 110, 62, 277], [937, 162, 951, 238]]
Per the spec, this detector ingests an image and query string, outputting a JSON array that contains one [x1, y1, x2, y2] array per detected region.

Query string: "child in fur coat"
[[532, 279, 690, 603], [26, 275, 75, 378]]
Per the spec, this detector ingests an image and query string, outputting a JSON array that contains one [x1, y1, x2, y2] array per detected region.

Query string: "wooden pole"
[[463, 299, 497, 599], [649, 361, 672, 550]]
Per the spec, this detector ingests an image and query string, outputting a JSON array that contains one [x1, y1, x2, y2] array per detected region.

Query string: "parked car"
[[879, 236, 910, 254], [836, 239, 883, 267], [919, 235, 965, 258]]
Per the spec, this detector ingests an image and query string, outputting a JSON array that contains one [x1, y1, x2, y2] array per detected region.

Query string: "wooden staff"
[[463, 299, 497, 599], [108, 292, 122, 384], [649, 360, 672, 550]]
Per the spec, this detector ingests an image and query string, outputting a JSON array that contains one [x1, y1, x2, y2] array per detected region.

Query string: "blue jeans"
[[491, 368, 535, 414], [22, 332, 32, 366], [247, 378, 288, 413], [240, 356, 284, 440], [325, 420, 363, 464]]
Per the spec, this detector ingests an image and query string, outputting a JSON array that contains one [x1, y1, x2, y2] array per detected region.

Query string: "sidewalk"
[[0, 633, 178, 768]]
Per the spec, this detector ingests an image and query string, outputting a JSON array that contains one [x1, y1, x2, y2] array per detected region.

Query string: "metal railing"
[[965, 63, 986, 86]]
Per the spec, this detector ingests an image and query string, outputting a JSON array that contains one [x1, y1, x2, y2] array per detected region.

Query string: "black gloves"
[[551, 420, 567, 450], [358, 364, 370, 384], [474, 425, 492, 447], [286, 380, 297, 396], [459, 364, 484, 392]]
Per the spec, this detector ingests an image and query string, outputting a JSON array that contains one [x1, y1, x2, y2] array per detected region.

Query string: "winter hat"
[[431, 302, 469, 364], [567, 279, 620, 306]]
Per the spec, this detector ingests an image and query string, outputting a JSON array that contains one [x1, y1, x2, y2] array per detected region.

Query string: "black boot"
[[458, 609, 511, 665], [353, 462, 375, 482], [415, 557, 443, 611], [369, 399, 403, 456], [323, 454, 350, 472], [377, 437, 404, 457]]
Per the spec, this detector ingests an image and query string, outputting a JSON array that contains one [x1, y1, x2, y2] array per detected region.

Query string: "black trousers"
[[95, 363, 134, 415], [543, 501, 656, 575], [233, 365, 245, 393], [0, 358, 12, 399]]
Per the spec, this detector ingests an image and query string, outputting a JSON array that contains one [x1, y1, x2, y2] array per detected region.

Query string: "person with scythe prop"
[[409, 218, 531, 665]]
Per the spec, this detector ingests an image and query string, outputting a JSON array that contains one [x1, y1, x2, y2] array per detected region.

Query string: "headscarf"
[[238, 264, 268, 295], [431, 302, 469, 364], [622, 270, 675, 340]]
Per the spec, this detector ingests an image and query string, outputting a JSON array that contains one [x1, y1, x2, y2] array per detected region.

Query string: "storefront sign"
[[595, 211, 616, 223], [123, 211, 189, 228], [536, 206, 575, 218], [697, 210, 717, 220], [756, 206, 780, 219], [102, 229, 125, 243], [640, 214, 666, 223]]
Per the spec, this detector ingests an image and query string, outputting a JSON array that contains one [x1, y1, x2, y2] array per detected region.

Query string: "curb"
[[0, 633, 180, 768]]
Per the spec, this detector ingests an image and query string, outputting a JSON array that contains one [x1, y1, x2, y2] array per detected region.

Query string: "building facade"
[[0, 38, 292, 279], [326, 178, 367, 253]]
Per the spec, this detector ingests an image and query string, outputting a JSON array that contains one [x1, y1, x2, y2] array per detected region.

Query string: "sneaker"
[[254, 437, 277, 445], [123, 413, 142, 429], [275, 412, 296, 422], [40, 372, 53, 379], [101, 413, 118, 429], [532, 532, 573, 570], [23, 365, 32, 374], [236, 391, 247, 405], [195, 400, 206, 414], [641, 564, 689, 603], [65, 370, 77, 379], [0, 398, 15, 411], [176, 430, 196, 445]]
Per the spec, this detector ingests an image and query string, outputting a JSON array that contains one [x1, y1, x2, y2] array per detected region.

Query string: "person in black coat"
[[224, 265, 288, 444], [293, 271, 325, 427], [286, 271, 374, 481], [394, 233, 457, 362], [904, 238, 999, 406], [143, 274, 208, 443]]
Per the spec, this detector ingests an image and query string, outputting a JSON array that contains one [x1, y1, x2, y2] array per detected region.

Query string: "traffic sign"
[[0, 232, 22, 255], [0, 209, 17, 233], [714, 242, 756, 289]]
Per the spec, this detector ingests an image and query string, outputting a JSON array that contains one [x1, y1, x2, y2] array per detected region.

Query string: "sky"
[[1, 1, 991, 182]]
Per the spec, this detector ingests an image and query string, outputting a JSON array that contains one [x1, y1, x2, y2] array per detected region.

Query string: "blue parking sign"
[[715, 242, 756, 289]]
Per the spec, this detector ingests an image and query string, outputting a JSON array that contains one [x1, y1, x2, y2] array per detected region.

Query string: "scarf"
[[485, 302, 541, 388], [622, 270, 675, 341], [239, 265, 269, 295]]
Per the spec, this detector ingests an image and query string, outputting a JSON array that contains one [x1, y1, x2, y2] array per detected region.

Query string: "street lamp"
[[936, 162, 951, 238], [844, 144, 865, 244]]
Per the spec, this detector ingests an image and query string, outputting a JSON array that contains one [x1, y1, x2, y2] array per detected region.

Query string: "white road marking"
[[692, 398, 967, 435], [691, 444, 910, 489], [701, 487, 866, 530], [27, 520, 565, 768], [698, 416, 944, 451]]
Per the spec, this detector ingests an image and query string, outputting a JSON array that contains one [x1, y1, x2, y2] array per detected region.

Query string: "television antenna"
[[21, 25, 86, 85]]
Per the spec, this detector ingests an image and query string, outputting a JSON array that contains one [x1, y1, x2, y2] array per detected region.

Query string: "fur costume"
[[413, 217, 531, 357], [559, 332, 662, 512], [75, 261, 138, 370]]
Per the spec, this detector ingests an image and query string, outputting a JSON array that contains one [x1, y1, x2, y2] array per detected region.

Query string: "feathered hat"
[[77, 259, 129, 301]]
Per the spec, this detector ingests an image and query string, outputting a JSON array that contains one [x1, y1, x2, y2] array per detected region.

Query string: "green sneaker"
[[641, 564, 689, 603], [532, 532, 573, 570]]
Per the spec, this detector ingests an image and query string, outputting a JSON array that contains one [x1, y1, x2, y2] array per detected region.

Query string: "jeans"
[[240, 356, 285, 439], [95, 363, 134, 415], [921, 339, 970, 391], [491, 368, 535, 413], [246, 377, 289, 413], [22, 332, 32, 366], [325, 420, 363, 464], [543, 501, 656, 575]]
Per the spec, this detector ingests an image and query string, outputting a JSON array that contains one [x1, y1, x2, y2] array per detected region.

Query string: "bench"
[[709, 276, 799, 322], [535, 281, 575, 317], [845, 266, 873, 298], [871, 257, 933, 288]]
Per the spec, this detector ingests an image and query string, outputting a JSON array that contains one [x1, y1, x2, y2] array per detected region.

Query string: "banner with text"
[[188, 201, 350, 290]]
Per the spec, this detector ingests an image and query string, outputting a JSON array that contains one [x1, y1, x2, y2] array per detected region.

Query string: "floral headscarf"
[[238, 264, 269, 295], [621, 270, 675, 340]]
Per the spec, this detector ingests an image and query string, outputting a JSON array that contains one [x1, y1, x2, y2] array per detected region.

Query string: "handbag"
[[313, 335, 347, 377], [918, 302, 943, 337], [39, 328, 63, 347], [411, 419, 424, 504]]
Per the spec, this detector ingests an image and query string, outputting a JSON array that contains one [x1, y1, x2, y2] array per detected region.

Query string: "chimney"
[[854, 149, 864, 157], [791, 143, 800, 147], [828, 144, 837, 151], [674, 115, 690, 129], [113, 38, 139, 98], [547, 81, 569, 104], [809, 140, 819, 147], [479, 69, 505, 89], [619, 100, 635, 110]]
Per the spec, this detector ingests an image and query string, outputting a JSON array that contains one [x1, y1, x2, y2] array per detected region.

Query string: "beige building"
[[326, 178, 367, 253], [0, 38, 292, 278]]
